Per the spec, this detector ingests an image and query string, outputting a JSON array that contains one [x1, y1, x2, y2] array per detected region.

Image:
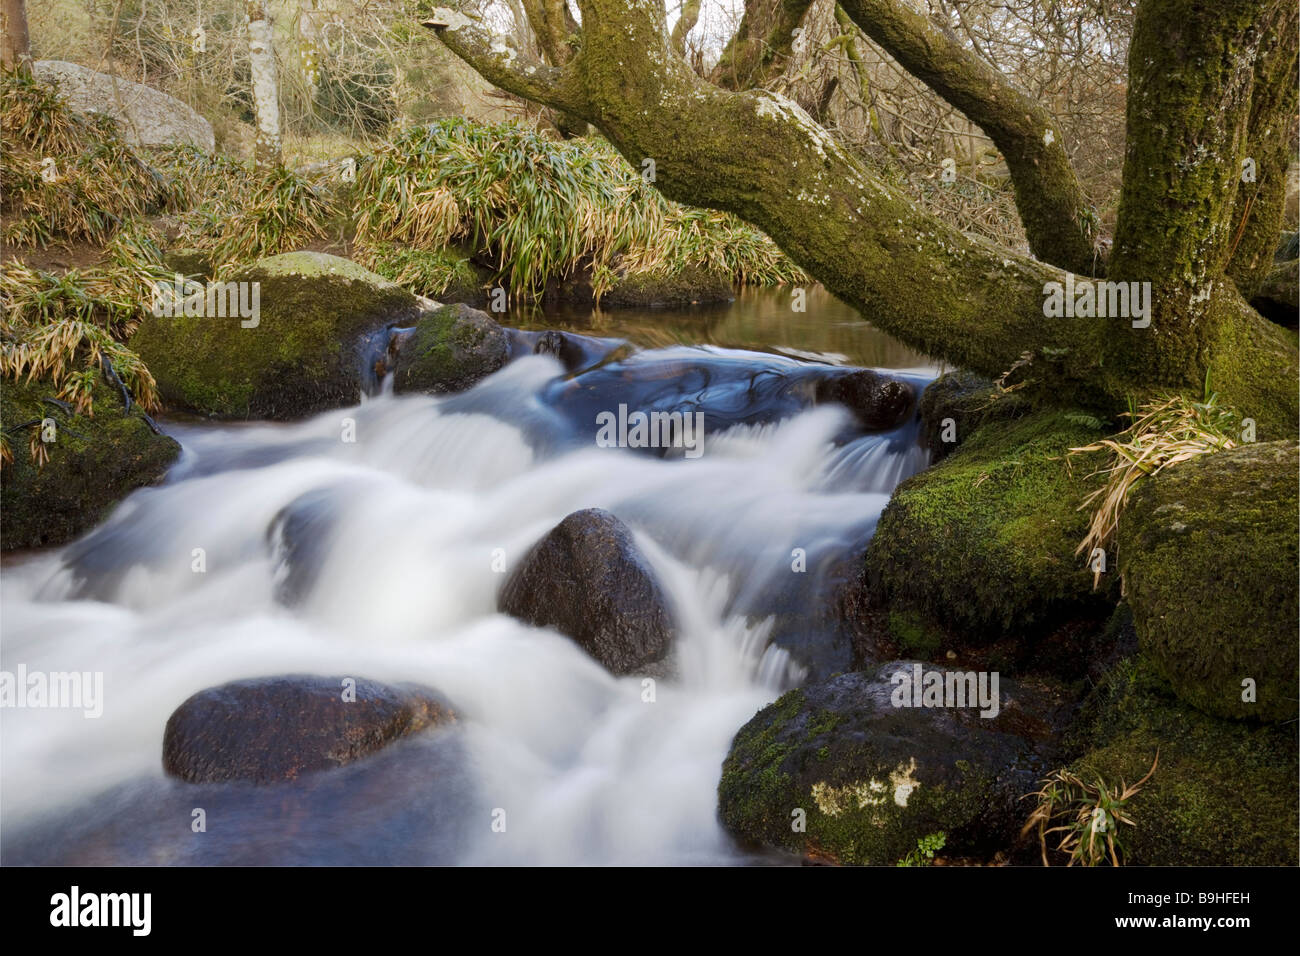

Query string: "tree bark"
[[670, 1, 701, 57], [426, 0, 1297, 435], [711, 0, 813, 92], [247, 1, 282, 169], [1225, 0, 1298, 300], [2, 0, 31, 74]]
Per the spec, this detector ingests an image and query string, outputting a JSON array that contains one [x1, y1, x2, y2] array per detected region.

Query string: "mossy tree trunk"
[[710, 0, 813, 92], [426, 0, 1298, 436]]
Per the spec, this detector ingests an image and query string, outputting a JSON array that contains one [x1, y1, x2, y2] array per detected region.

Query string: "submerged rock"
[[499, 508, 674, 674], [718, 663, 1069, 864], [0, 376, 179, 551], [391, 303, 509, 395], [162, 675, 455, 785], [131, 252, 421, 419], [1119, 440, 1298, 723]]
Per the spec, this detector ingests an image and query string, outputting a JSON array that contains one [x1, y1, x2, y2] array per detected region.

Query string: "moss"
[[600, 266, 734, 308], [391, 303, 508, 395], [1068, 657, 1297, 865], [888, 610, 942, 657], [1119, 440, 1298, 723], [162, 248, 214, 280], [1, 376, 179, 550], [863, 403, 1117, 648], [362, 242, 489, 305], [129, 252, 420, 419]]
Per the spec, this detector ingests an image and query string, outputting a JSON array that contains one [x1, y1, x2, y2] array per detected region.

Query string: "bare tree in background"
[[2, 0, 31, 73], [246, 0, 282, 166]]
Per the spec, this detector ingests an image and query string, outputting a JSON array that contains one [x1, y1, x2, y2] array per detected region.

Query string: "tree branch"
[[421, 6, 588, 115], [837, 0, 1104, 276]]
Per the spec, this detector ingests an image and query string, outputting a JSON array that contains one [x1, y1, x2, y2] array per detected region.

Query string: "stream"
[[1, 287, 941, 865]]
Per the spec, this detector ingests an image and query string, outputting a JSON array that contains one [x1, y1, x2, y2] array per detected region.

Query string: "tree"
[[2, 0, 31, 74], [425, 0, 1297, 437], [246, 0, 282, 167]]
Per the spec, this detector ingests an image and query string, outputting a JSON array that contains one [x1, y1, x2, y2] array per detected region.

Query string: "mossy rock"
[[861, 404, 1117, 650], [546, 264, 734, 308], [601, 266, 734, 308], [1248, 257, 1298, 327], [391, 303, 508, 395], [130, 252, 421, 419], [917, 370, 1030, 462], [1, 376, 179, 551], [1067, 657, 1297, 865], [1118, 440, 1298, 723], [718, 664, 1068, 864]]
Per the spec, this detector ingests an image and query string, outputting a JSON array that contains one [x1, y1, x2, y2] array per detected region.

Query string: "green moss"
[[1119, 440, 1298, 723], [600, 266, 733, 307], [888, 610, 943, 656], [129, 252, 420, 419], [1, 376, 179, 550], [1069, 657, 1297, 865], [361, 242, 489, 304], [864, 402, 1117, 648], [390, 303, 508, 395]]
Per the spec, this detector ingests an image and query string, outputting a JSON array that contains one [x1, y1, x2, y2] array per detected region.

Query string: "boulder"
[[162, 675, 455, 784], [499, 508, 675, 674], [1119, 440, 1298, 723], [390, 302, 509, 395], [130, 252, 421, 419], [857, 406, 1116, 654], [1066, 657, 1297, 865], [0, 376, 179, 551], [812, 368, 916, 431], [718, 663, 1070, 864], [32, 60, 215, 152]]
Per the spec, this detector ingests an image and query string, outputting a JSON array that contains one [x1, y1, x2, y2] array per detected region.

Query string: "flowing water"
[[1, 289, 939, 865]]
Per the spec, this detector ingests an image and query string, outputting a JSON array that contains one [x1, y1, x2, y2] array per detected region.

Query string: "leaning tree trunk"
[[426, 0, 1297, 436], [2, 0, 31, 74], [247, 0, 282, 168]]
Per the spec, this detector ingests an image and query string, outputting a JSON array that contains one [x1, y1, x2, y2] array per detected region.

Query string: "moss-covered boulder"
[[1065, 657, 1297, 865], [1118, 440, 1298, 723], [391, 303, 508, 395], [130, 252, 421, 419], [547, 264, 734, 308], [859, 402, 1117, 654], [718, 663, 1069, 864], [1, 377, 179, 551]]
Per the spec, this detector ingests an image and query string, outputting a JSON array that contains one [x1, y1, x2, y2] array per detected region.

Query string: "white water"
[[0, 353, 929, 865]]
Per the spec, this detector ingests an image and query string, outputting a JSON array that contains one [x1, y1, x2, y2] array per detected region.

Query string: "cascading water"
[[1, 341, 933, 865]]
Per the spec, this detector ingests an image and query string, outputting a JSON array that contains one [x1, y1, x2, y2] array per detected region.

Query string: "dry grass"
[[1069, 392, 1241, 586], [1021, 753, 1159, 866]]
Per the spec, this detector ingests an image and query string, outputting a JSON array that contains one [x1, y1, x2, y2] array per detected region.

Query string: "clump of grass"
[[1021, 754, 1159, 866], [1069, 391, 1241, 585], [0, 68, 176, 246], [353, 119, 806, 301], [1, 221, 167, 425], [148, 147, 337, 270], [359, 241, 482, 299]]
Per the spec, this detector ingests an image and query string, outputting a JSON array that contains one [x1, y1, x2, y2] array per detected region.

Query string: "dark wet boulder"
[[499, 508, 674, 674], [0, 376, 179, 551], [391, 303, 509, 395], [162, 675, 456, 785], [1119, 440, 1298, 723], [504, 328, 626, 375], [917, 370, 1028, 462], [812, 368, 916, 431], [547, 263, 734, 308], [718, 662, 1070, 864], [131, 252, 422, 419]]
